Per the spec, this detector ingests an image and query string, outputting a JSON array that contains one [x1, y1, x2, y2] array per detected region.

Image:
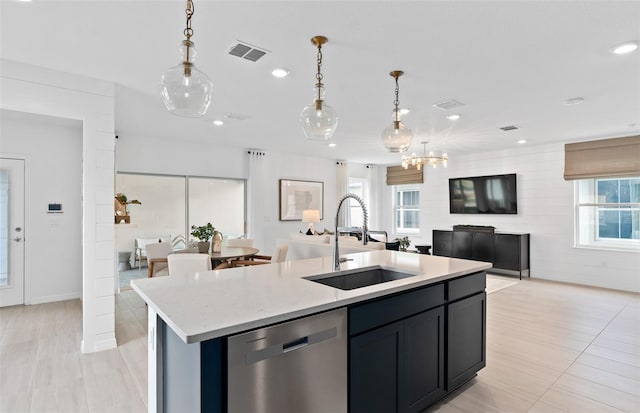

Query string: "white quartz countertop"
[[131, 250, 492, 344]]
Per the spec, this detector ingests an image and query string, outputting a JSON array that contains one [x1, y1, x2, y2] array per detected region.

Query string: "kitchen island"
[[132, 250, 492, 413]]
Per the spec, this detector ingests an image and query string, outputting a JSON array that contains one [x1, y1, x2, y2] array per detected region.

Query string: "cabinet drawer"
[[448, 272, 486, 301], [350, 284, 445, 336]]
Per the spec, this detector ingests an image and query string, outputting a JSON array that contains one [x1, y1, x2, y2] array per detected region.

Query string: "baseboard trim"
[[81, 336, 117, 354], [29, 291, 81, 305]]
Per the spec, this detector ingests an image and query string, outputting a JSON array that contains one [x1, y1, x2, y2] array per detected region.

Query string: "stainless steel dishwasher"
[[227, 308, 347, 412]]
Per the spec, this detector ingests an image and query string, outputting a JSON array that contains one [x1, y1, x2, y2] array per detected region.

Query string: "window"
[[115, 173, 246, 252], [394, 185, 419, 234], [576, 177, 640, 250]]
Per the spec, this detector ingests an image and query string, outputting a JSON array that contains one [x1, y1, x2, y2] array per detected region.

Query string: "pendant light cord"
[[184, 0, 194, 41], [316, 44, 324, 102], [183, 0, 194, 65], [394, 76, 400, 123]]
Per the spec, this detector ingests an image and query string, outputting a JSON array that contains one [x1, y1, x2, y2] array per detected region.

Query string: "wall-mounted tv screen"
[[449, 173, 517, 214]]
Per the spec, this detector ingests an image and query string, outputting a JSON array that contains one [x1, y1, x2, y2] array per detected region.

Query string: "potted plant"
[[395, 236, 411, 252], [191, 223, 216, 253]]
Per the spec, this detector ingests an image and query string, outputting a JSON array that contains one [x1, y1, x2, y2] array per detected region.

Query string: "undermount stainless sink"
[[304, 266, 419, 290]]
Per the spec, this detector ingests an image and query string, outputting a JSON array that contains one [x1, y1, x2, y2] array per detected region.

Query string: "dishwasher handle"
[[244, 327, 338, 365], [283, 336, 309, 353]]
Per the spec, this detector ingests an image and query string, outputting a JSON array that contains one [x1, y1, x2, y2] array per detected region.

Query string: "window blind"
[[386, 165, 423, 185], [564, 135, 640, 180]]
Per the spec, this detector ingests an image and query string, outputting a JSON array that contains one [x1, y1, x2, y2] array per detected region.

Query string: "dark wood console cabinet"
[[433, 229, 530, 279]]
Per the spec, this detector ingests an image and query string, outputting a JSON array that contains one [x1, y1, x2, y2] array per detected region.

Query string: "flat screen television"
[[449, 173, 517, 214]]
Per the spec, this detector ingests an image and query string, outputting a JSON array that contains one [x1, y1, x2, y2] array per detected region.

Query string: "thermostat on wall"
[[48, 203, 63, 213]]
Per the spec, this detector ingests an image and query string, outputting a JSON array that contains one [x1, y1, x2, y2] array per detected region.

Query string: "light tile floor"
[[1, 291, 147, 412], [1, 275, 638, 412]]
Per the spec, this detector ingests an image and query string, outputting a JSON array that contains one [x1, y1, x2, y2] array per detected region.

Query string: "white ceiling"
[[1, 0, 639, 164]]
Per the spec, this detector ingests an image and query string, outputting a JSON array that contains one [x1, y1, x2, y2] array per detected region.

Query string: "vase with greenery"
[[395, 236, 411, 252], [191, 223, 215, 253]]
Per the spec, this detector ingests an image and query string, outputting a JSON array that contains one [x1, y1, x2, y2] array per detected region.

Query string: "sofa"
[[277, 233, 385, 261]]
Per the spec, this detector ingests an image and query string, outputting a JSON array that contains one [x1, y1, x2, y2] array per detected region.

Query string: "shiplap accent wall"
[[379, 142, 640, 292]]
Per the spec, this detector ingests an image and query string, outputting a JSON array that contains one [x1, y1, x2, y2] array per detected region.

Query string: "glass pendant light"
[[300, 36, 338, 141], [160, 0, 213, 118], [381, 71, 412, 152]]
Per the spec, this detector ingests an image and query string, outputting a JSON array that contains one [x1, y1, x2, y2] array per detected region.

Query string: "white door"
[[0, 158, 25, 307]]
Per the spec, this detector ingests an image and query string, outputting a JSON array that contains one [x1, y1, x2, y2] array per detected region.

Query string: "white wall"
[[116, 135, 337, 255], [260, 152, 337, 254], [1, 110, 83, 303], [116, 127, 640, 293], [1, 59, 117, 353], [379, 142, 640, 292]]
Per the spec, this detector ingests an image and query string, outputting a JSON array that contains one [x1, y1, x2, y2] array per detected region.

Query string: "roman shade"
[[564, 135, 640, 180], [386, 165, 423, 185]]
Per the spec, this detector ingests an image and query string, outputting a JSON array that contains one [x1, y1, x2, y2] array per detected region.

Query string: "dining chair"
[[224, 238, 255, 266], [226, 238, 254, 248], [145, 242, 173, 276], [167, 253, 212, 277], [230, 245, 288, 267]]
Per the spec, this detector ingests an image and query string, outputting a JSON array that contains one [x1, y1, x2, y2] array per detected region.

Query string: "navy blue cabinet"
[[349, 272, 485, 412], [350, 320, 403, 413], [350, 307, 445, 413], [400, 307, 446, 411], [447, 292, 486, 391]]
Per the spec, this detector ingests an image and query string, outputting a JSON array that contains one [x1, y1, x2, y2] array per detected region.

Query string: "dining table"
[[147, 246, 260, 277]]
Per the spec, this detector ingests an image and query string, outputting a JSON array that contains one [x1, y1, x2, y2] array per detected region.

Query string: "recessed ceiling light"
[[517, 139, 527, 144], [565, 97, 585, 105], [328, 143, 336, 148], [611, 41, 639, 55], [399, 108, 411, 115], [213, 120, 224, 126], [271, 68, 290, 78], [446, 114, 461, 120]]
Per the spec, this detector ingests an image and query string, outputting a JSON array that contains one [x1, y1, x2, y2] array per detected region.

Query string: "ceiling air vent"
[[225, 112, 249, 121], [228, 41, 269, 62], [500, 125, 519, 131], [432, 99, 465, 110]]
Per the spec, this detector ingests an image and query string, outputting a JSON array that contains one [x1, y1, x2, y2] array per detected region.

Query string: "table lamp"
[[302, 209, 321, 235]]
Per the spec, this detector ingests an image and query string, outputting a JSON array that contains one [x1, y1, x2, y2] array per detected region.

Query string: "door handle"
[[13, 237, 23, 242]]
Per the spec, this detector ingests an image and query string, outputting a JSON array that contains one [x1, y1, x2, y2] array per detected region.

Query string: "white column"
[[1, 59, 117, 353]]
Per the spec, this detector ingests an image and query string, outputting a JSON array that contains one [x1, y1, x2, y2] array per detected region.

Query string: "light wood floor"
[[1, 277, 638, 412]]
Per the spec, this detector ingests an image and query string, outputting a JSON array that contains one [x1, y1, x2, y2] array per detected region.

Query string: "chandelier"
[[402, 141, 448, 170], [300, 36, 339, 140], [160, 0, 213, 118], [381, 70, 412, 152]]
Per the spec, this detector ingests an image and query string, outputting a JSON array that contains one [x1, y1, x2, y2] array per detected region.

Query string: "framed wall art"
[[279, 179, 324, 221]]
